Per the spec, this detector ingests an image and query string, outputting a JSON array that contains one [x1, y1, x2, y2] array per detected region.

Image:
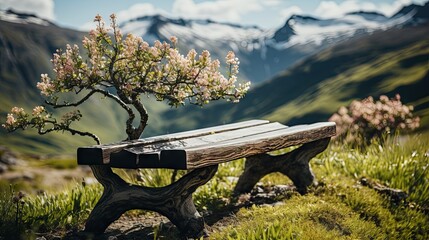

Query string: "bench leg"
[[84, 164, 218, 239], [234, 137, 330, 195]]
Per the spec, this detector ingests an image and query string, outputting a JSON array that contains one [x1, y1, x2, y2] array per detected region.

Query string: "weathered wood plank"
[[161, 122, 336, 169], [78, 119, 270, 165], [110, 122, 288, 168]]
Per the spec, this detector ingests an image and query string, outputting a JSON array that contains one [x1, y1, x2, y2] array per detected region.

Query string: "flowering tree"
[[329, 94, 420, 144], [2, 14, 250, 144]]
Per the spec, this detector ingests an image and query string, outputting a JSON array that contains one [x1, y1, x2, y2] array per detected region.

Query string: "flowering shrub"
[[329, 94, 420, 144], [2, 14, 250, 143]]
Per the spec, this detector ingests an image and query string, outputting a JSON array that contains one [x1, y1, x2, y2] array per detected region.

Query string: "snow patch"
[[0, 10, 51, 26]]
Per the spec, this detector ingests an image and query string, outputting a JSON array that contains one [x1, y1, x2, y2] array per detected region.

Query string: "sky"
[[0, 0, 427, 30]]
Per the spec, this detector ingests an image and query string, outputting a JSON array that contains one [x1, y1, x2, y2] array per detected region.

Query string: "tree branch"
[[38, 123, 100, 145], [45, 90, 97, 108]]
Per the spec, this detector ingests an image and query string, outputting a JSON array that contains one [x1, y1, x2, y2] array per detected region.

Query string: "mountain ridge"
[[0, 2, 428, 154], [156, 22, 429, 135]]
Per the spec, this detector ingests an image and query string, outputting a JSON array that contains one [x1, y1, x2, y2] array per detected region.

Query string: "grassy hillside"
[[1, 136, 428, 239], [160, 23, 429, 133], [1, 20, 428, 154]]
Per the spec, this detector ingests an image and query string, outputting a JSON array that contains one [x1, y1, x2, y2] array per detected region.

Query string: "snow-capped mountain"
[[119, 1, 428, 83], [392, 2, 429, 24], [1, 1, 427, 85], [270, 11, 409, 48], [120, 15, 272, 83], [0, 9, 54, 26], [121, 15, 265, 46]]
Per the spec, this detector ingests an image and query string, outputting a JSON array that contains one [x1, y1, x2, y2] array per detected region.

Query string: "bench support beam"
[[84, 164, 218, 239], [234, 137, 330, 195]]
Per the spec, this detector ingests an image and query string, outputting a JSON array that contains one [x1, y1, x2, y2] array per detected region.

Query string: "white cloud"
[[314, 0, 414, 19], [116, 3, 169, 23], [314, 1, 372, 18], [172, 0, 267, 23], [262, 0, 283, 7], [378, 0, 413, 16], [79, 3, 168, 31], [0, 0, 54, 20], [280, 6, 303, 20]]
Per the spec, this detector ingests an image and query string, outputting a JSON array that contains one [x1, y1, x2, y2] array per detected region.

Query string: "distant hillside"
[[0, 2, 428, 154], [158, 22, 429, 134]]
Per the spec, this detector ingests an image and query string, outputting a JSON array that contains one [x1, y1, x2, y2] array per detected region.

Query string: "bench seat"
[[78, 120, 336, 169]]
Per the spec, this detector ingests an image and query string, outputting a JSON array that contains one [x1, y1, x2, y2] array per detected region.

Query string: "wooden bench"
[[77, 120, 336, 238]]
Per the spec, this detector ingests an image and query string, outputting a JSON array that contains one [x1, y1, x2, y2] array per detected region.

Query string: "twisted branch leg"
[[85, 165, 218, 239], [234, 138, 330, 195]]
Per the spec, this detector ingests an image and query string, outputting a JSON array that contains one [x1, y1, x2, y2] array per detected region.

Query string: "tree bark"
[[234, 138, 330, 195], [85, 164, 218, 239]]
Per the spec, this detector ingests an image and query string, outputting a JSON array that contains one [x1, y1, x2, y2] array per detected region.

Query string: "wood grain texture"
[[168, 122, 336, 169], [111, 122, 287, 169], [78, 119, 269, 164]]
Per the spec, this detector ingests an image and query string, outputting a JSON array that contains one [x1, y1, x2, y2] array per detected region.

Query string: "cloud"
[[378, 0, 413, 16], [80, 3, 168, 31], [314, 0, 374, 18], [314, 0, 413, 19], [116, 3, 169, 23], [280, 6, 303, 20], [172, 0, 268, 23], [262, 0, 283, 7], [0, 0, 54, 20]]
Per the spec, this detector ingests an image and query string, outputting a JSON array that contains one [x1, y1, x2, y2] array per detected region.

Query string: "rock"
[[225, 176, 239, 183], [360, 177, 408, 203], [273, 184, 294, 194], [0, 163, 7, 173], [0, 146, 19, 165], [272, 201, 285, 207], [1, 152, 18, 165]]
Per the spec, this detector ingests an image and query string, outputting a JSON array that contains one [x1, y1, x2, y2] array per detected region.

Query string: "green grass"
[[0, 183, 102, 239], [31, 157, 78, 170], [1, 135, 428, 239], [266, 40, 429, 125], [319, 135, 429, 206]]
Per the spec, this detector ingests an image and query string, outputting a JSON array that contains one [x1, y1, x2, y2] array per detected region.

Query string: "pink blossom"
[[170, 36, 178, 45], [330, 94, 420, 144], [11, 107, 24, 115], [5, 114, 16, 125], [226, 51, 239, 65], [32, 106, 45, 116], [37, 74, 54, 96], [94, 14, 102, 22]]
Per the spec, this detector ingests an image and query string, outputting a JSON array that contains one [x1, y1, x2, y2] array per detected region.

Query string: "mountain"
[[0, 9, 54, 26], [119, 6, 416, 85], [156, 21, 429, 134], [0, 2, 428, 154], [392, 1, 429, 23]]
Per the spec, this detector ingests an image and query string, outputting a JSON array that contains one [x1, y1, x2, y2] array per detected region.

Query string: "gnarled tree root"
[[234, 138, 330, 195], [85, 164, 218, 239]]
